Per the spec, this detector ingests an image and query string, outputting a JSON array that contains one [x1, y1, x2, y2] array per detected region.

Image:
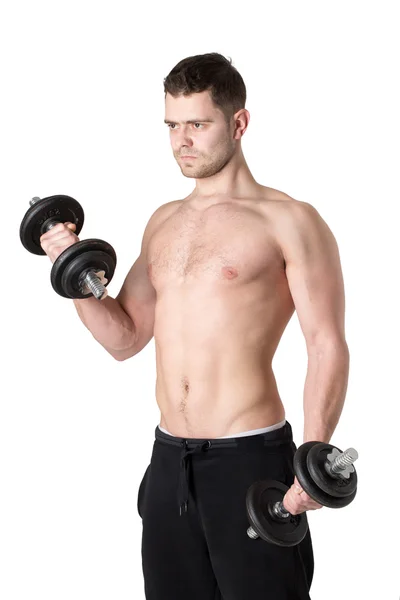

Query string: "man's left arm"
[[280, 200, 350, 445]]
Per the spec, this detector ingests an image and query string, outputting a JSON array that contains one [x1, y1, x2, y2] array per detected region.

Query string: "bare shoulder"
[[150, 199, 182, 224], [140, 200, 182, 253], [259, 188, 338, 262], [262, 187, 331, 234], [262, 186, 315, 214]]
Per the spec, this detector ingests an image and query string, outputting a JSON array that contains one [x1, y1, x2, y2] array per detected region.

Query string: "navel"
[[181, 376, 190, 395]]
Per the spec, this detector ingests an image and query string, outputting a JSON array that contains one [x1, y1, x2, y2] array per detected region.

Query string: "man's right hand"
[[40, 222, 80, 264]]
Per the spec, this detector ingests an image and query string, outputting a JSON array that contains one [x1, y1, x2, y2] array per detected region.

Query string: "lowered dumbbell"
[[246, 441, 358, 547], [20, 195, 116, 300]]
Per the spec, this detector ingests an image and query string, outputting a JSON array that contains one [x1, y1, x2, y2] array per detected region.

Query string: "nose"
[[174, 126, 194, 151]]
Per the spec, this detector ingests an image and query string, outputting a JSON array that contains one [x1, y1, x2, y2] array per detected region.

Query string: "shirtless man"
[[40, 53, 350, 599]]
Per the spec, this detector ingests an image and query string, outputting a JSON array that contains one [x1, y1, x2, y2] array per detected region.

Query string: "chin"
[[179, 163, 199, 177]]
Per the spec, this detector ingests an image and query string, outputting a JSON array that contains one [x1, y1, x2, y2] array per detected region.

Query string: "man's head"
[[163, 53, 248, 180]]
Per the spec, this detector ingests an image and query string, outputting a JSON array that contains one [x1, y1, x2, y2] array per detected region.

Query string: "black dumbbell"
[[20, 195, 117, 301], [246, 441, 358, 547]]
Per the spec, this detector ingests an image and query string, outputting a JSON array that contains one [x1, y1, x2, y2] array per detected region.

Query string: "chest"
[[146, 204, 284, 287]]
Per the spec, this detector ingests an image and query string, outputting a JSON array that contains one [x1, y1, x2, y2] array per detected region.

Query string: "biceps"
[[116, 255, 156, 345], [285, 246, 346, 347]]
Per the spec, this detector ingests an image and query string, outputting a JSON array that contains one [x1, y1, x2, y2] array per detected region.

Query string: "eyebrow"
[[164, 118, 214, 124]]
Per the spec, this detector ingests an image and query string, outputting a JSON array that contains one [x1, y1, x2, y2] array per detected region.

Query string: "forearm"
[[303, 342, 350, 443], [73, 295, 137, 358]]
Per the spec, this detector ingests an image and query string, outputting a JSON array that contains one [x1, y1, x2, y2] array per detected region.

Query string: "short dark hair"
[[163, 52, 246, 123]]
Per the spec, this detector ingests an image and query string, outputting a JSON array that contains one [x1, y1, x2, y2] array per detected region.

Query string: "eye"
[[167, 123, 176, 130], [194, 123, 202, 129]]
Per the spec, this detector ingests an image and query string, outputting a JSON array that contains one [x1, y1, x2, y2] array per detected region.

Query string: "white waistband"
[[158, 419, 286, 439]]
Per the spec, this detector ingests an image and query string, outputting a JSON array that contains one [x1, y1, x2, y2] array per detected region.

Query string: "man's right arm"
[[73, 201, 177, 360]]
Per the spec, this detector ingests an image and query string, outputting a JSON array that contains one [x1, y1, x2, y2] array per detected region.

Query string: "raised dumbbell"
[[20, 195, 116, 301], [246, 441, 358, 547]]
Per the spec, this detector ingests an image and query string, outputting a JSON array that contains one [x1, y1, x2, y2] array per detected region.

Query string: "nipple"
[[222, 266, 238, 280]]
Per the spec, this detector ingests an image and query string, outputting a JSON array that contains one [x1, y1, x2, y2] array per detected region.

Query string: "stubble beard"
[[178, 141, 236, 180]]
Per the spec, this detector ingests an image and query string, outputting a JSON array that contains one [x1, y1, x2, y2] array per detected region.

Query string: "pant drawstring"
[[178, 440, 211, 516]]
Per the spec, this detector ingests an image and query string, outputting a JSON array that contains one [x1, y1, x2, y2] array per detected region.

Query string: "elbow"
[[111, 347, 137, 361], [113, 354, 127, 362], [338, 339, 350, 360], [110, 331, 139, 361], [105, 344, 136, 362], [308, 336, 350, 359]]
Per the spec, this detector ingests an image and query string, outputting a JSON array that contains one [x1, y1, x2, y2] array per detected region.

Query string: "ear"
[[233, 109, 250, 139]]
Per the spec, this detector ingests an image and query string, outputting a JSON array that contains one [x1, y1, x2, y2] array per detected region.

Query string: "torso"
[[146, 185, 297, 438]]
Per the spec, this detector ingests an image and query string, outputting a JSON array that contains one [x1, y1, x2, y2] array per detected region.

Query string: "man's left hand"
[[282, 476, 323, 515]]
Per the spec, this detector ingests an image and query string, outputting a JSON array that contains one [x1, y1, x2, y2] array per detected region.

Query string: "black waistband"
[[154, 420, 294, 449]]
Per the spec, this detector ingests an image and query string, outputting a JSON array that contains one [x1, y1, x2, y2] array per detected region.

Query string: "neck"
[[191, 149, 259, 201]]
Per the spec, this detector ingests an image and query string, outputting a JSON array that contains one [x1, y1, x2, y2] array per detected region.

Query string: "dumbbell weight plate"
[[20, 195, 84, 255], [294, 442, 357, 508], [306, 443, 357, 500], [50, 239, 117, 299], [246, 480, 308, 547]]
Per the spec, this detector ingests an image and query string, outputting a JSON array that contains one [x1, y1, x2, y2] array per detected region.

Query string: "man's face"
[[165, 91, 236, 179]]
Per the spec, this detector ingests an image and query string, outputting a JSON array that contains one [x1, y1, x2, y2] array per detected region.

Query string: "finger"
[[283, 498, 305, 516], [282, 491, 304, 515], [300, 491, 321, 506], [284, 483, 324, 514], [41, 230, 75, 245], [293, 477, 304, 494], [40, 223, 75, 241], [48, 240, 73, 250], [40, 222, 67, 236]]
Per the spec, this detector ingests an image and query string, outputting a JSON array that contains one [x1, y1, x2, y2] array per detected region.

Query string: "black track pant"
[[137, 420, 314, 599]]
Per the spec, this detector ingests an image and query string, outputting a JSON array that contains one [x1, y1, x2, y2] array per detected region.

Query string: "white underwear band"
[[158, 419, 286, 439]]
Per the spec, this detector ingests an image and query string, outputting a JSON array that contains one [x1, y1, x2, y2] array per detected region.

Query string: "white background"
[[1, 1, 399, 598]]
